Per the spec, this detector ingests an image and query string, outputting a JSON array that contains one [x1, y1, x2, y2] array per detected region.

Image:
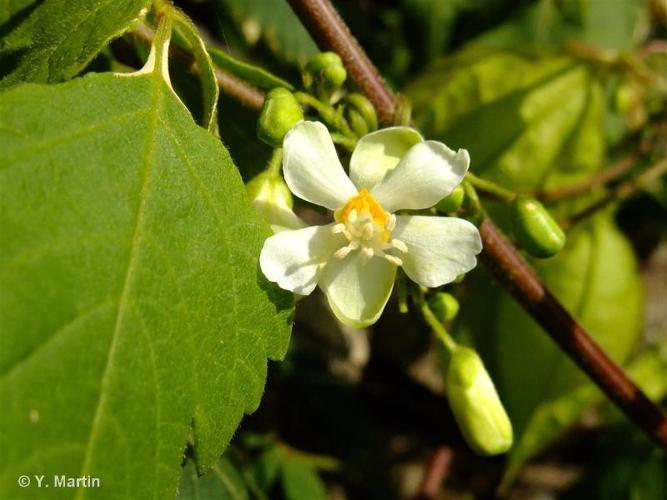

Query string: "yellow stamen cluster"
[[332, 189, 407, 265]]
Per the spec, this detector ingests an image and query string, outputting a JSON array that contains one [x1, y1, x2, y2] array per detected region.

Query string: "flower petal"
[[319, 252, 396, 328], [267, 205, 308, 233], [260, 223, 345, 295], [283, 121, 357, 210], [371, 141, 470, 212], [392, 215, 482, 288], [349, 127, 423, 190], [251, 197, 307, 233]]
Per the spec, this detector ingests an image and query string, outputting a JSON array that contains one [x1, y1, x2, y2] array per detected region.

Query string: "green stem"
[[330, 132, 356, 152], [266, 148, 283, 176], [465, 173, 516, 204], [278, 442, 341, 471], [294, 91, 353, 135], [421, 301, 457, 353], [462, 180, 482, 219]]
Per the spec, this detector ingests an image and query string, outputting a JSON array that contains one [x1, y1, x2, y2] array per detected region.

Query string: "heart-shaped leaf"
[[0, 30, 292, 499]]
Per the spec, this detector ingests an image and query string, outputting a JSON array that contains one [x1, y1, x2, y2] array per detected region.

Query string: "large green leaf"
[[0, 0, 150, 88], [475, 0, 647, 52], [0, 40, 292, 499], [405, 50, 605, 193]]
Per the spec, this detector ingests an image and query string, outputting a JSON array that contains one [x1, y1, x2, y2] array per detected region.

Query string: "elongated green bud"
[[428, 293, 460, 323], [436, 185, 465, 213], [247, 171, 293, 210], [246, 172, 304, 233], [257, 88, 304, 147], [302, 52, 347, 99], [511, 196, 566, 258], [344, 93, 378, 136], [446, 346, 513, 455]]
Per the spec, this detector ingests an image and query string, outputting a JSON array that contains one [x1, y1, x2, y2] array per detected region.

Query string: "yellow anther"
[[337, 189, 391, 241], [338, 189, 388, 225]]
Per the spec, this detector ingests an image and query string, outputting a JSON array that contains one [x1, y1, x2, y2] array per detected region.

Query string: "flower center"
[[331, 188, 408, 265]]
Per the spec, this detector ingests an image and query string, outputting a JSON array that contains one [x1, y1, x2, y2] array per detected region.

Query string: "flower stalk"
[[465, 173, 516, 204]]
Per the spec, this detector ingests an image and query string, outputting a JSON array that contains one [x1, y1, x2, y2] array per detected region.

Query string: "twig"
[[286, 0, 396, 123], [562, 156, 667, 229], [286, 0, 667, 449], [479, 219, 667, 446], [466, 173, 515, 204], [416, 446, 454, 500], [133, 23, 265, 111], [538, 152, 640, 202]]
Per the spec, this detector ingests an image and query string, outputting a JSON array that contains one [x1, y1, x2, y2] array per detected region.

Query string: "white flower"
[[260, 121, 482, 328]]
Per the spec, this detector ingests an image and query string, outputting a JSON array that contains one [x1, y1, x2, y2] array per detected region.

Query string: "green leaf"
[[398, 0, 462, 60], [405, 50, 606, 192], [0, 0, 37, 27], [216, 0, 317, 65], [563, 427, 667, 500], [209, 47, 294, 91], [0, 38, 292, 499], [501, 347, 667, 490], [0, 0, 150, 89], [172, 11, 219, 133], [281, 459, 327, 500], [490, 213, 643, 486], [251, 445, 283, 492], [473, 0, 647, 52], [178, 458, 249, 500]]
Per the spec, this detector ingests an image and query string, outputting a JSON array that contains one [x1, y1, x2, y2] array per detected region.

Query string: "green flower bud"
[[428, 293, 460, 323], [445, 346, 513, 455], [303, 52, 347, 99], [247, 171, 293, 210], [344, 93, 378, 136], [346, 109, 369, 137], [435, 185, 465, 213], [246, 172, 303, 232], [257, 88, 304, 147], [511, 196, 566, 258]]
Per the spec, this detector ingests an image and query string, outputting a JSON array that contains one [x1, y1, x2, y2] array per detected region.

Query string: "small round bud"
[[445, 346, 513, 455], [428, 293, 460, 323], [344, 93, 378, 136], [436, 185, 465, 213], [303, 52, 347, 98], [511, 196, 566, 258], [257, 88, 304, 147]]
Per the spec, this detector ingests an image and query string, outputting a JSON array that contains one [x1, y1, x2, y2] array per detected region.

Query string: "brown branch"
[[538, 152, 639, 202], [286, 0, 667, 449], [561, 156, 667, 229], [213, 68, 265, 111], [416, 446, 454, 500], [479, 220, 667, 446], [286, 0, 396, 123]]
